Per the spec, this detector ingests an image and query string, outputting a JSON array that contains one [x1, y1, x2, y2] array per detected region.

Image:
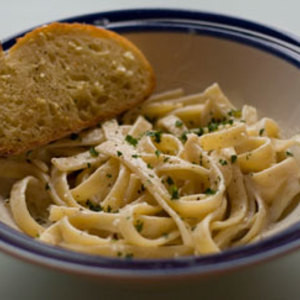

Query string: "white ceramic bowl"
[[1, 8, 300, 281]]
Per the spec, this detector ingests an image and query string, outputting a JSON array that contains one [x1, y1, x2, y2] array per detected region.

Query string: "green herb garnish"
[[199, 154, 203, 165], [180, 131, 188, 143], [26, 150, 33, 157], [146, 131, 162, 143], [166, 176, 174, 185], [228, 109, 241, 118], [89, 147, 99, 157], [208, 121, 219, 132], [219, 159, 228, 166], [286, 151, 294, 157], [125, 253, 134, 259], [204, 188, 216, 195], [117, 151, 123, 157], [170, 185, 179, 200], [231, 155, 237, 163], [147, 163, 153, 169], [86, 199, 102, 212], [135, 220, 144, 233], [195, 127, 204, 136], [155, 150, 161, 157], [259, 128, 265, 136], [125, 135, 138, 147], [175, 120, 183, 128]]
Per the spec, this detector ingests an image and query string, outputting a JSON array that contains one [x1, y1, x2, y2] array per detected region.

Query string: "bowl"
[[1, 8, 300, 281]]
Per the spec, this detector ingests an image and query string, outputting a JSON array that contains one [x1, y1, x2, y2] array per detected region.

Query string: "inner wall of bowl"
[[125, 32, 300, 136]]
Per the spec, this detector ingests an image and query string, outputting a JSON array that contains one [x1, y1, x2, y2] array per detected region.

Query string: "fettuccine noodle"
[[1, 83, 300, 259]]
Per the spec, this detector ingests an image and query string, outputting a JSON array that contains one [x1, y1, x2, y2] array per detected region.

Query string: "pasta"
[[1, 83, 300, 259]]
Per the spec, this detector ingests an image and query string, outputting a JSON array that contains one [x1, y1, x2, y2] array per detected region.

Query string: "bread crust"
[[0, 23, 155, 156]]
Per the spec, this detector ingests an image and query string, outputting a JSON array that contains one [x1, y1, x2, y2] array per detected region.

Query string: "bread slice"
[[0, 22, 155, 156]]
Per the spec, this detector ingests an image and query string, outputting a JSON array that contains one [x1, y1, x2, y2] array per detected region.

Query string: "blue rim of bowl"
[[1, 8, 300, 279]]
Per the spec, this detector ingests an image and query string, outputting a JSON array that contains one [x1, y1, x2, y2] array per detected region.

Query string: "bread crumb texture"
[[0, 23, 155, 155]]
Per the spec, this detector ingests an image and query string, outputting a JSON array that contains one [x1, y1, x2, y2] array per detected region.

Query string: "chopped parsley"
[[155, 150, 161, 157], [170, 185, 179, 200], [198, 155, 203, 167], [125, 253, 134, 259], [86, 199, 102, 212], [117, 151, 123, 157], [26, 150, 33, 157], [163, 157, 170, 163], [106, 205, 112, 213], [135, 220, 144, 232], [228, 109, 241, 118], [134, 184, 144, 194], [147, 163, 153, 169], [180, 131, 188, 143], [204, 188, 216, 195], [219, 159, 228, 166], [146, 131, 162, 143], [89, 147, 99, 157], [259, 128, 265, 136], [286, 151, 294, 157], [194, 127, 204, 136], [106, 173, 112, 178], [131, 154, 139, 158], [87, 162, 91, 168], [175, 120, 183, 128], [70, 133, 79, 140], [125, 135, 138, 147], [166, 176, 174, 185], [231, 155, 238, 163], [227, 119, 234, 125], [208, 121, 219, 132]]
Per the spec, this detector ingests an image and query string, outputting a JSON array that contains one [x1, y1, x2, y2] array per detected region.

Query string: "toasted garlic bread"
[[0, 22, 155, 155]]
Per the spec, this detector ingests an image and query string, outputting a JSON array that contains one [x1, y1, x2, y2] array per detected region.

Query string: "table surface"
[[1, 1, 300, 299]]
